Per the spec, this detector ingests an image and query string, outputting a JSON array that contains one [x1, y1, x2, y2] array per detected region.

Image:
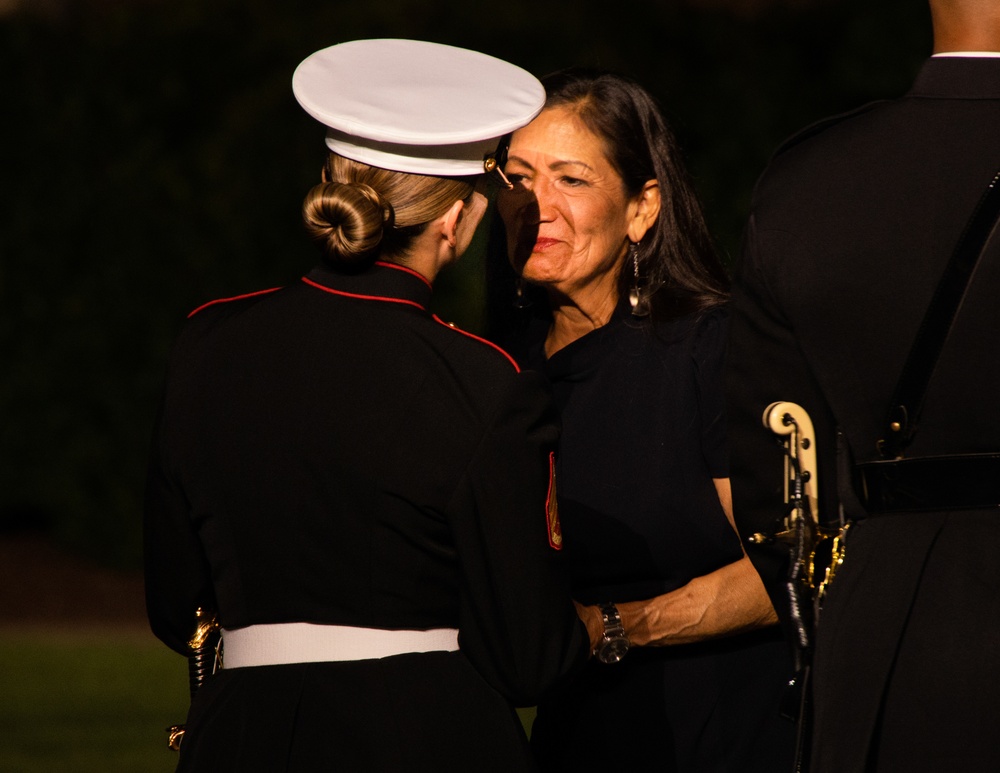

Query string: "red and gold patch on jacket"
[[546, 452, 562, 550]]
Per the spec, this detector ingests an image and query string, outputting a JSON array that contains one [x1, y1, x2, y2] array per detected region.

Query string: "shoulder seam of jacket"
[[771, 99, 889, 158], [432, 315, 521, 373], [187, 287, 283, 319]]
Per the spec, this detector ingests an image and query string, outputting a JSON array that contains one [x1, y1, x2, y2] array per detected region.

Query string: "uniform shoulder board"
[[433, 315, 521, 372], [187, 287, 283, 319]]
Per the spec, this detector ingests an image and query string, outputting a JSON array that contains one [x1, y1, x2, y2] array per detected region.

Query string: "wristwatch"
[[594, 602, 630, 664]]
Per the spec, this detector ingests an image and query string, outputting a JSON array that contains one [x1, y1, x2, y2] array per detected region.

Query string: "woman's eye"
[[505, 173, 527, 186], [560, 176, 585, 187]]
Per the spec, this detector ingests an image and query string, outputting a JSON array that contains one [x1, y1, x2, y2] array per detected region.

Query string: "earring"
[[513, 276, 532, 309], [628, 242, 650, 317]]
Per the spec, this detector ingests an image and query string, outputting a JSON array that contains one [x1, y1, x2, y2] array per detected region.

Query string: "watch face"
[[596, 637, 630, 664]]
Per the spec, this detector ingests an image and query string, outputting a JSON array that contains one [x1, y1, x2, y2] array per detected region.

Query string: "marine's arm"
[[143, 396, 215, 656], [447, 370, 589, 703], [726, 212, 840, 632]]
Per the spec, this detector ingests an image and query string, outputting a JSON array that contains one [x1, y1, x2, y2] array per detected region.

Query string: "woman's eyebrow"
[[505, 155, 594, 174], [549, 159, 594, 174], [504, 154, 535, 170]]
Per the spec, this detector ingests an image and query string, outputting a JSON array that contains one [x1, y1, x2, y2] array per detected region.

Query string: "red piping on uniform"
[[432, 314, 521, 372], [187, 287, 283, 318], [301, 276, 427, 310], [374, 260, 433, 289]]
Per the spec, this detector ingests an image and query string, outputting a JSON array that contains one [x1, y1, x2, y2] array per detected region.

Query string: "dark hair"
[[541, 68, 729, 317], [303, 153, 475, 269]]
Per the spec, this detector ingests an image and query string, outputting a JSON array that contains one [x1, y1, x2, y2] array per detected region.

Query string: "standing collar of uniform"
[[302, 260, 433, 311], [910, 55, 1000, 99]]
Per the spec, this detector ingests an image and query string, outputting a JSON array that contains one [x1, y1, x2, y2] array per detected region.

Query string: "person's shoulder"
[[184, 285, 286, 323], [430, 316, 524, 376], [770, 99, 888, 161], [429, 317, 554, 418], [637, 302, 730, 362], [749, 99, 894, 212], [168, 285, 289, 359], [650, 302, 729, 339]]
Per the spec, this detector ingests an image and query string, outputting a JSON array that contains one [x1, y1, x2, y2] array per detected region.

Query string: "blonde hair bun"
[[301, 153, 475, 267], [302, 181, 394, 267]]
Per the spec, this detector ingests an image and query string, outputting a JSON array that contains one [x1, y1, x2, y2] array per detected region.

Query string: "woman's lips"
[[532, 237, 560, 252]]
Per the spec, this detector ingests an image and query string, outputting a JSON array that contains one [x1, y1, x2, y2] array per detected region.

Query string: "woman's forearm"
[[616, 555, 778, 647], [573, 477, 779, 653]]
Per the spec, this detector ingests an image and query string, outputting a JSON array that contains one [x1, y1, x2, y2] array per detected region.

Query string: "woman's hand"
[[574, 600, 605, 653]]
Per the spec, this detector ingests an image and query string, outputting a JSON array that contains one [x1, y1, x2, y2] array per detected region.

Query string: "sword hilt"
[[187, 608, 221, 698], [167, 607, 221, 751]]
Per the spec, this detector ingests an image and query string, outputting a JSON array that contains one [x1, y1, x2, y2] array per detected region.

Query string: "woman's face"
[[497, 106, 640, 302]]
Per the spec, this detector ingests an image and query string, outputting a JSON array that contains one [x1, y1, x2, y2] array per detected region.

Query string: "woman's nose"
[[532, 178, 557, 222]]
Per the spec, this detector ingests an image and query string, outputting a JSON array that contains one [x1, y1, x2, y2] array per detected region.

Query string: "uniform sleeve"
[[143, 392, 216, 656], [726, 212, 840, 629], [444, 369, 589, 706]]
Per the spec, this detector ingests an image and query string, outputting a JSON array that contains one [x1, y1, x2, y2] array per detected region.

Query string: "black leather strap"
[[856, 454, 1000, 513], [878, 170, 1000, 459]]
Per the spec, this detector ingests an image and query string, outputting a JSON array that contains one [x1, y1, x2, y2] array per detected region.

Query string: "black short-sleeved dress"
[[506, 301, 794, 773], [144, 261, 588, 772]]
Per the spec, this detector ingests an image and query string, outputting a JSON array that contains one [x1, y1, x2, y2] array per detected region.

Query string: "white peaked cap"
[[292, 39, 545, 176]]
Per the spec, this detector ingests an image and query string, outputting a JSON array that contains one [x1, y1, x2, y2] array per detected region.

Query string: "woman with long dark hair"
[[490, 69, 795, 772]]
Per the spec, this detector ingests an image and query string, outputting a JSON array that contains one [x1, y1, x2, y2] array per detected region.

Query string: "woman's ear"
[[440, 198, 465, 249], [627, 180, 661, 244]]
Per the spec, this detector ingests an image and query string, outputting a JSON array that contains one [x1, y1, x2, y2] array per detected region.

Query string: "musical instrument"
[[750, 402, 852, 772], [751, 402, 849, 655]]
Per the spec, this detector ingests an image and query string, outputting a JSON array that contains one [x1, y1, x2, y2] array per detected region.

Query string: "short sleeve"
[[693, 307, 731, 479]]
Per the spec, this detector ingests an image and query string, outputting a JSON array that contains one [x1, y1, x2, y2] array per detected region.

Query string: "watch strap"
[[598, 602, 625, 638]]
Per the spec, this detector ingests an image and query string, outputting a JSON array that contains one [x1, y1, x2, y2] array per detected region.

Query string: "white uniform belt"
[[220, 623, 460, 668]]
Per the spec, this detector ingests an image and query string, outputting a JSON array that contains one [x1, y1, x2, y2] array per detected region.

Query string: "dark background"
[[0, 0, 931, 568]]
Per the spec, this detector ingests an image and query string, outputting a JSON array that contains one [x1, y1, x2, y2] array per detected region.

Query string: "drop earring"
[[628, 242, 650, 317], [513, 276, 531, 309]]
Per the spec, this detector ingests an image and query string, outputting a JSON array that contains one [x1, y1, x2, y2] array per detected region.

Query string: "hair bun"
[[302, 181, 395, 267]]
